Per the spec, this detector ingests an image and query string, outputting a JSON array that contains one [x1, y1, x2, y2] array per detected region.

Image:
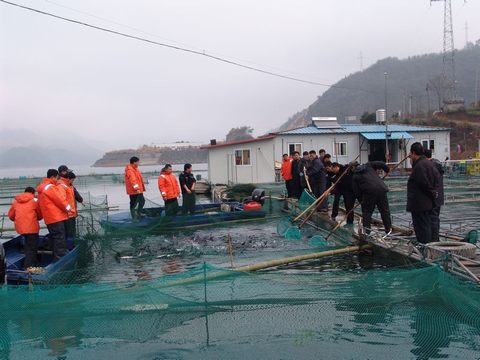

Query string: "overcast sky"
[[1, 0, 479, 149]]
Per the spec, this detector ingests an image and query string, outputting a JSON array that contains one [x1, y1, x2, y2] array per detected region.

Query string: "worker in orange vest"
[[8, 187, 43, 269], [125, 156, 146, 220], [37, 169, 71, 260], [281, 153, 293, 197], [58, 171, 78, 238], [158, 164, 181, 216]]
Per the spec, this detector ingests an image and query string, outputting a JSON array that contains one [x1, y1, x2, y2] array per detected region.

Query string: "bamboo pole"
[[157, 245, 371, 288], [325, 155, 411, 240], [234, 245, 371, 272], [304, 167, 313, 193]]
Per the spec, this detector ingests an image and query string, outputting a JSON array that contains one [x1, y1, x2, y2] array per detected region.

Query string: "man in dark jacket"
[[327, 162, 356, 224], [408, 144, 441, 244], [179, 163, 197, 215], [298, 151, 310, 191], [307, 150, 327, 211], [425, 149, 444, 242], [290, 151, 302, 199], [352, 161, 392, 235]]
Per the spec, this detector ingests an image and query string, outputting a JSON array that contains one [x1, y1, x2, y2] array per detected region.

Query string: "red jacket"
[[158, 170, 180, 200], [37, 178, 70, 225], [281, 158, 293, 181], [125, 164, 145, 195], [58, 178, 77, 218], [8, 192, 42, 234]]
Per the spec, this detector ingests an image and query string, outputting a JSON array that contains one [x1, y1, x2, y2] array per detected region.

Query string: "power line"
[[0, 0, 377, 93], [42, 0, 328, 81], [42, 0, 206, 52]]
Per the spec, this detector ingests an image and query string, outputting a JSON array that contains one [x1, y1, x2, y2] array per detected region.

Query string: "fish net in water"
[[1, 262, 480, 358], [276, 190, 339, 246]]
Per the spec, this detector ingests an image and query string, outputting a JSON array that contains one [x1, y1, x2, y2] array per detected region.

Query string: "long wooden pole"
[[325, 155, 410, 240], [234, 245, 371, 272], [304, 168, 313, 193]]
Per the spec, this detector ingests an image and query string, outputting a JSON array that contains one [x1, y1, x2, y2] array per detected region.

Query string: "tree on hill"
[[226, 126, 254, 142], [360, 112, 376, 124]]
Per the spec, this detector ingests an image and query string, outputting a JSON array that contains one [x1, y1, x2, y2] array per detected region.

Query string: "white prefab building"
[[204, 118, 450, 184]]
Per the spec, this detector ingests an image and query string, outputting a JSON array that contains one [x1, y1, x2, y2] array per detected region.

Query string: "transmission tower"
[[431, 0, 460, 101]]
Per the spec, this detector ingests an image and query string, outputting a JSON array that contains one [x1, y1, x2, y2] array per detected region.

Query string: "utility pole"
[[358, 52, 364, 71], [430, 0, 457, 101], [384, 72, 389, 162], [476, 68, 479, 108], [465, 21, 469, 46], [409, 94, 413, 118], [426, 84, 431, 117]]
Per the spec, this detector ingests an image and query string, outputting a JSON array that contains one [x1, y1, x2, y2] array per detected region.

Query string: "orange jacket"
[[125, 164, 145, 195], [58, 178, 77, 218], [281, 158, 293, 181], [37, 178, 70, 225], [8, 192, 42, 234], [158, 170, 180, 200]]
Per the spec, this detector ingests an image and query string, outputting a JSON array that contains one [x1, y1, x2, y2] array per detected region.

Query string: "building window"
[[333, 141, 348, 156], [421, 139, 435, 153], [288, 143, 302, 155], [235, 149, 251, 166]]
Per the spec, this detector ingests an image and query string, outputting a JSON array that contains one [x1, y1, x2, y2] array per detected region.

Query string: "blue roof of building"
[[360, 131, 413, 140], [279, 123, 449, 135]]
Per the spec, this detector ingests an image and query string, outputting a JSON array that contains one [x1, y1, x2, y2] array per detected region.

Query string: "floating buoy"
[[425, 241, 477, 261]]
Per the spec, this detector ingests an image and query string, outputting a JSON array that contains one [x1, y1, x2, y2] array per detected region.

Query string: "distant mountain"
[[0, 146, 99, 168], [0, 128, 103, 168], [279, 42, 480, 130], [93, 145, 207, 167]]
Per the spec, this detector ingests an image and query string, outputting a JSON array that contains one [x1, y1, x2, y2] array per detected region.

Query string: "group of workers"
[[7, 158, 196, 270], [281, 142, 445, 244], [8, 166, 82, 269], [125, 157, 197, 220]]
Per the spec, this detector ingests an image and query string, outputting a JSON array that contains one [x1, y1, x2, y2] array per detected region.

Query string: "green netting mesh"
[[3, 175, 480, 358], [308, 235, 335, 248], [1, 262, 480, 358], [284, 227, 302, 240]]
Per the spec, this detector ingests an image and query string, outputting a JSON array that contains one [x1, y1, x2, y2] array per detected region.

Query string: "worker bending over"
[[159, 164, 181, 216], [352, 161, 392, 236], [8, 187, 43, 269], [326, 162, 356, 225]]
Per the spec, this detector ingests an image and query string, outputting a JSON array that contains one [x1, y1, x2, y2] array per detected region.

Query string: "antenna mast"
[[431, 0, 458, 101]]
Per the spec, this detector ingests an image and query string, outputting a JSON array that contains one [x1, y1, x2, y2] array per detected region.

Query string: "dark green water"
[[2, 220, 480, 359]]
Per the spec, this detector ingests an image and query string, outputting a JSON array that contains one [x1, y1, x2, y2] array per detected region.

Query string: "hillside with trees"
[[279, 41, 480, 130]]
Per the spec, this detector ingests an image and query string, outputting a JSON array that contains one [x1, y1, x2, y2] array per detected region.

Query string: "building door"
[[368, 140, 386, 162], [368, 140, 399, 162]]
